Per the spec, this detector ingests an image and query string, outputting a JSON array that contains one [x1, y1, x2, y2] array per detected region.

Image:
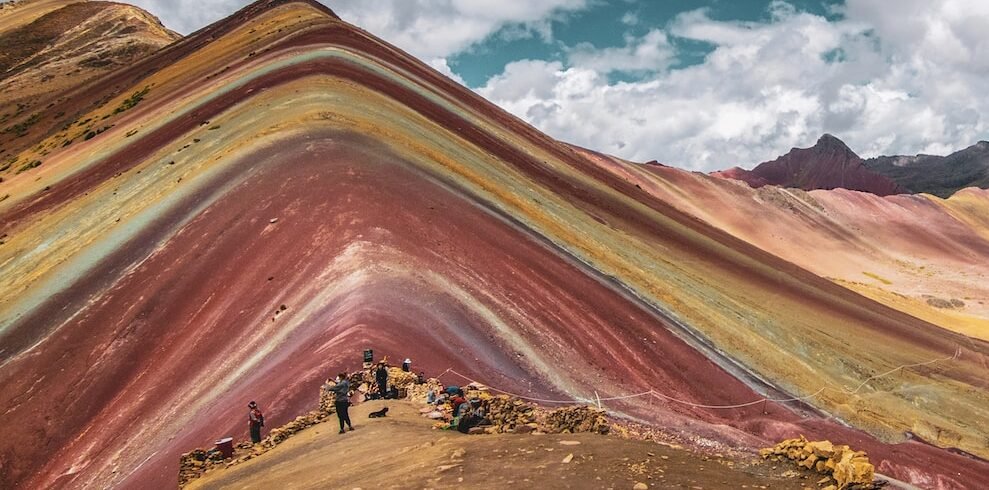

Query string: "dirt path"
[[187, 400, 814, 489]]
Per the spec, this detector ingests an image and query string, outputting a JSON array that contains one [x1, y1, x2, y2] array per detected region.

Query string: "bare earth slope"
[[586, 147, 989, 340], [0, 1, 986, 489]]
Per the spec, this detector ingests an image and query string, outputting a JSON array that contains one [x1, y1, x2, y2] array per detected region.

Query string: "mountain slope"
[[0, 0, 82, 35], [713, 134, 907, 196], [581, 145, 989, 340], [0, 0, 179, 172], [866, 141, 989, 198], [0, 1, 986, 489]]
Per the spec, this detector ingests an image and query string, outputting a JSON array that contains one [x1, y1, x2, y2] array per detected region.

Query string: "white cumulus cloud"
[[128, 0, 590, 88], [125, 0, 989, 170], [479, 1, 989, 170]]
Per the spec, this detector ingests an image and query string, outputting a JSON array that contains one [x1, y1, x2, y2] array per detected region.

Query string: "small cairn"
[[543, 405, 610, 434], [760, 436, 876, 489]]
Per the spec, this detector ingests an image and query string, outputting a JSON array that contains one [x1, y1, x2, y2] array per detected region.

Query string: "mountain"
[[866, 141, 989, 198], [0, 1, 987, 489], [580, 143, 989, 342], [713, 135, 989, 198], [712, 134, 907, 196], [0, 0, 179, 167]]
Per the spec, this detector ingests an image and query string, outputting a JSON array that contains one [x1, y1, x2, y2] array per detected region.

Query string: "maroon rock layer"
[[714, 134, 907, 196]]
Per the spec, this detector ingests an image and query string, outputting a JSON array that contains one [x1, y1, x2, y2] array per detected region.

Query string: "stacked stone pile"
[[178, 449, 224, 487], [544, 405, 610, 434], [388, 367, 418, 390], [318, 380, 338, 413], [760, 436, 876, 489], [418, 389, 611, 436], [262, 410, 330, 446], [483, 395, 538, 433], [406, 376, 444, 401]]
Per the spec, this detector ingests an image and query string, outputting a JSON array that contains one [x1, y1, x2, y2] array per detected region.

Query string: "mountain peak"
[[810, 133, 858, 158], [816, 133, 844, 145], [711, 134, 904, 196]]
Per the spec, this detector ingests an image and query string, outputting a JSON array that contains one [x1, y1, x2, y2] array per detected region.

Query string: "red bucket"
[[215, 437, 234, 459]]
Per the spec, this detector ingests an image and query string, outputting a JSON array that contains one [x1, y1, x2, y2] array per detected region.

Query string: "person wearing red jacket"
[[450, 394, 468, 417], [248, 401, 264, 444]]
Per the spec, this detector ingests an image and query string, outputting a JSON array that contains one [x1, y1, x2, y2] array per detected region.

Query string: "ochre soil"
[[187, 400, 815, 490]]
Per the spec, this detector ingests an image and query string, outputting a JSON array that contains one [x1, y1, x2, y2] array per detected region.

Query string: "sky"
[[122, 0, 989, 171]]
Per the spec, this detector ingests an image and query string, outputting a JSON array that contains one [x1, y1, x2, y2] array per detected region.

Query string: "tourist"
[[402, 358, 412, 372], [457, 399, 489, 434], [326, 373, 354, 434], [375, 361, 389, 399], [248, 401, 264, 444], [450, 392, 468, 417]]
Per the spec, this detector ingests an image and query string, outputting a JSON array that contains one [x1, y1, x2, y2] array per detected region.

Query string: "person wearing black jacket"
[[375, 361, 389, 399]]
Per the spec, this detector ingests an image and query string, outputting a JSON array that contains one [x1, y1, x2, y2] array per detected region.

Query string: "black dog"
[[368, 407, 389, 418]]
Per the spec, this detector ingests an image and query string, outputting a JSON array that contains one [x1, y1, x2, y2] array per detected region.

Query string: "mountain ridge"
[[865, 140, 989, 198], [711, 134, 907, 196], [712, 134, 989, 198]]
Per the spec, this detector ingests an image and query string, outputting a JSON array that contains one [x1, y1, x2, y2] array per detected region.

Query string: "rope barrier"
[[833, 347, 959, 396], [434, 346, 961, 411], [443, 368, 596, 404]]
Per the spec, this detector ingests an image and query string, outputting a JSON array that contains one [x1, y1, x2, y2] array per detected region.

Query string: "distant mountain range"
[[865, 141, 989, 198], [713, 134, 989, 198]]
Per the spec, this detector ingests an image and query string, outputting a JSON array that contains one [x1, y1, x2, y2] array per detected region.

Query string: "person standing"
[[402, 358, 411, 372], [325, 373, 354, 434], [375, 361, 389, 399], [248, 401, 264, 444]]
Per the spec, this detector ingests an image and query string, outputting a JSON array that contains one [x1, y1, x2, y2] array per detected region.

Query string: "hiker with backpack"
[[248, 401, 265, 444], [325, 372, 354, 434]]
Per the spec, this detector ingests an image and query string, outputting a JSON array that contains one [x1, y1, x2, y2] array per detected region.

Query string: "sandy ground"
[[187, 400, 815, 490]]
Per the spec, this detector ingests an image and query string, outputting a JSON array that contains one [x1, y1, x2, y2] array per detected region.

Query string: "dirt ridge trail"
[[187, 400, 812, 489]]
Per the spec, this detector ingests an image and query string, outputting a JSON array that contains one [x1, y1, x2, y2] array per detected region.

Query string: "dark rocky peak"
[[811, 133, 857, 157], [710, 133, 905, 196]]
